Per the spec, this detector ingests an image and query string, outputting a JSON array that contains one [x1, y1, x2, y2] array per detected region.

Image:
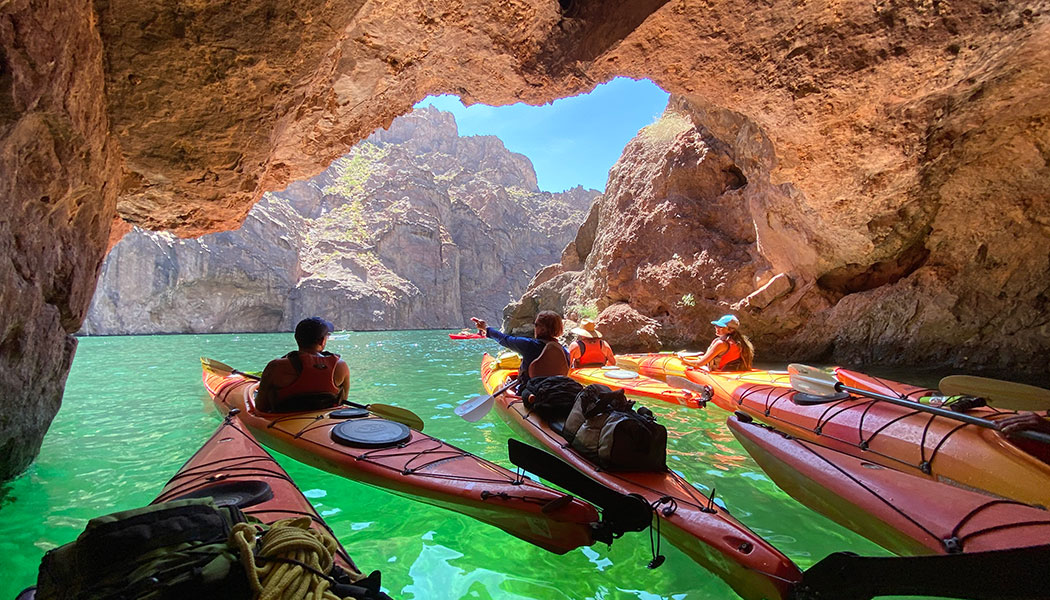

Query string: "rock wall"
[[81, 107, 595, 334], [2, 0, 1048, 479]]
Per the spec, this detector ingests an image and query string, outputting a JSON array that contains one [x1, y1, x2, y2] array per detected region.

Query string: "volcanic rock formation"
[[3, 0, 1049, 480], [81, 107, 595, 334]]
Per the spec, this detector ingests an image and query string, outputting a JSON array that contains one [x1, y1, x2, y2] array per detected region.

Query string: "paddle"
[[939, 375, 1050, 412], [455, 379, 517, 422], [507, 438, 652, 542], [788, 364, 1050, 444], [201, 357, 425, 432], [799, 543, 1050, 600]]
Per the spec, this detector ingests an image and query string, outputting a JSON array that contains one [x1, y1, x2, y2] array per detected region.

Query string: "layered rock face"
[[3, 0, 1048, 479], [81, 107, 595, 334]]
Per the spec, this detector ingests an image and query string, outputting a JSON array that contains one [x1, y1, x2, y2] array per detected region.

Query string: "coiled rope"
[[230, 517, 342, 600]]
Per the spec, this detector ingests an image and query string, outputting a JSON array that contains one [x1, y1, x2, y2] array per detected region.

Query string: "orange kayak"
[[153, 415, 364, 576], [728, 414, 1050, 556], [481, 353, 803, 600], [569, 365, 704, 408], [201, 361, 601, 554], [688, 367, 1050, 507]]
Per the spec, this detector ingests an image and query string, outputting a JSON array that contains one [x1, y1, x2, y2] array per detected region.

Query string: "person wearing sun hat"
[[257, 317, 350, 412], [689, 313, 754, 372], [567, 318, 617, 368]]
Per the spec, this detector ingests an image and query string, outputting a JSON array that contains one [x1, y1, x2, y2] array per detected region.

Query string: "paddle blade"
[[939, 375, 1050, 412], [455, 394, 495, 422], [201, 357, 236, 375], [667, 375, 706, 394], [368, 404, 425, 432], [614, 355, 640, 370], [788, 364, 841, 397]]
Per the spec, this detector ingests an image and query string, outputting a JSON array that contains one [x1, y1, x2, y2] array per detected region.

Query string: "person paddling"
[[472, 312, 570, 389], [690, 314, 754, 372], [567, 319, 616, 368], [257, 317, 350, 413]]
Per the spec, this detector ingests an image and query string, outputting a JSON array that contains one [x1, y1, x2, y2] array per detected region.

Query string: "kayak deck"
[[154, 415, 361, 573], [570, 365, 704, 409], [201, 363, 601, 555], [481, 353, 802, 600]]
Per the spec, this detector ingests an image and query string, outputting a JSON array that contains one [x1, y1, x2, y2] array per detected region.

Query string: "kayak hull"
[[201, 365, 600, 554], [620, 354, 1050, 506], [154, 416, 361, 573], [728, 415, 1050, 556], [569, 366, 703, 409], [481, 353, 802, 600], [690, 367, 1050, 507]]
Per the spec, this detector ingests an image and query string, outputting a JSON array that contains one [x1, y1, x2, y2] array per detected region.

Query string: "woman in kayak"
[[567, 319, 617, 368], [690, 314, 754, 372], [257, 317, 350, 412], [472, 312, 570, 388]]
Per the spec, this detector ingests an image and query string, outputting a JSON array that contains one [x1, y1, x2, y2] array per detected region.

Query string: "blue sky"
[[414, 78, 670, 193]]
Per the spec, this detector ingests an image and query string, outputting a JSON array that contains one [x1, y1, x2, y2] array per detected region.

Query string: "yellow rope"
[[230, 517, 344, 600]]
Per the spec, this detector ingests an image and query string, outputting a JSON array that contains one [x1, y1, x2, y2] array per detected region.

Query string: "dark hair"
[[727, 330, 755, 370], [533, 311, 564, 339], [294, 317, 333, 347]]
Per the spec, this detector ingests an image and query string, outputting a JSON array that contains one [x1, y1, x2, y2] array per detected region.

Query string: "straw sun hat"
[[571, 319, 602, 338]]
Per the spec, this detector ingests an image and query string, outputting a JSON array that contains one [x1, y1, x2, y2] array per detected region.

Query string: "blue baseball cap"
[[711, 314, 740, 330]]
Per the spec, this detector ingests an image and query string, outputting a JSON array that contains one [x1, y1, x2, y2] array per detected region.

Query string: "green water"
[[0, 331, 895, 599]]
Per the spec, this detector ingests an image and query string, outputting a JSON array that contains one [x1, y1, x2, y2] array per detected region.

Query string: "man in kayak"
[[567, 319, 616, 368], [689, 314, 755, 371], [257, 317, 350, 413], [472, 312, 570, 388]]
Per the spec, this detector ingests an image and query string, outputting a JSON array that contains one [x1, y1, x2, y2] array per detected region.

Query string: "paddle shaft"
[[792, 373, 1050, 444]]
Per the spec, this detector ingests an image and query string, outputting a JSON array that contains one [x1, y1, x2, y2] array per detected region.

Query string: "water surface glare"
[[1, 331, 910, 599]]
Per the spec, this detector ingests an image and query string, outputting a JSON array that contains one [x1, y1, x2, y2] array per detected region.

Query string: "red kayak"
[[728, 414, 1050, 556], [201, 358, 603, 554], [153, 414, 363, 575], [449, 332, 485, 339], [481, 353, 802, 600]]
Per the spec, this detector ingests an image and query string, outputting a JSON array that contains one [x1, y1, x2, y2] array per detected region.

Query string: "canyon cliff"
[[80, 107, 595, 334], [2, 0, 1048, 480]]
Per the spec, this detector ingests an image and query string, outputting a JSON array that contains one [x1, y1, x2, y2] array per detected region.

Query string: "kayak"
[[449, 332, 486, 339], [688, 366, 1050, 507], [728, 414, 1050, 556], [616, 353, 790, 390], [201, 359, 602, 554], [480, 353, 803, 600], [569, 365, 704, 409], [153, 414, 363, 575]]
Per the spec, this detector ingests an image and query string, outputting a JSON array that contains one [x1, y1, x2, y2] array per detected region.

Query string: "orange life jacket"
[[275, 351, 342, 409], [716, 338, 743, 371], [573, 338, 610, 368]]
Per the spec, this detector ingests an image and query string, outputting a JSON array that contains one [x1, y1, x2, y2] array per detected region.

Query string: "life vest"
[[716, 338, 744, 371], [528, 341, 570, 378], [573, 338, 610, 368], [275, 351, 342, 409]]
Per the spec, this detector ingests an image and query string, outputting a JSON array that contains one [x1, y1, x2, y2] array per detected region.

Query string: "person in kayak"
[[472, 311, 570, 388], [690, 314, 754, 372], [567, 319, 616, 368], [257, 317, 350, 413]]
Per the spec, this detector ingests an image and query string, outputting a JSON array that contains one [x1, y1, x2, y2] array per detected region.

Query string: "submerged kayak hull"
[[201, 364, 600, 554], [154, 416, 362, 573], [728, 415, 1050, 556], [481, 353, 802, 600]]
